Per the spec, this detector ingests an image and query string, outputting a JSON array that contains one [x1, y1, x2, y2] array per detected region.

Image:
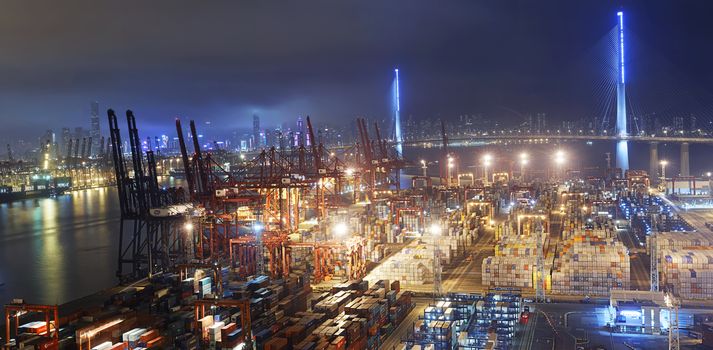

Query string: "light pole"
[[429, 223, 442, 296], [660, 160, 668, 183], [554, 150, 565, 180], [333, 222, 348, 238], [447, 157, 454, 186], [482, 154, 492, 185], [421, 160, 427, 177], [519, 152, 529, 182]]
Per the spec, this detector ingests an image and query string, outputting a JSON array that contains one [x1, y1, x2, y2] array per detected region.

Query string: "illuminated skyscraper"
[[90, 101, 100, 157], [253, 114, 260, 149]]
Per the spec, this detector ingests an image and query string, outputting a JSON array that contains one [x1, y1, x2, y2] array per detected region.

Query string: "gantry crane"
[[108, 109, 189, 281], [194, 299, 251, 347], [5, 303, 59, 347]]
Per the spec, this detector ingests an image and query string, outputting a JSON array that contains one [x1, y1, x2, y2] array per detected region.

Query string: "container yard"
[[4, 111, 713, 350]]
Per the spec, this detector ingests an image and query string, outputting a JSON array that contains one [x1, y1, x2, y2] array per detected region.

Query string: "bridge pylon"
[[649, 142, 659, 184], [615, 11, 629, 171], [680, 142, 690, 177]]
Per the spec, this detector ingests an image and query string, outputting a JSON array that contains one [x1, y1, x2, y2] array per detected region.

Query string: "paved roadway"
[[615, 227, 651, 292], [389, 227, 497, 295], [675, 207, 713, 233], [380, 298, 430, 350], [655, 192, 713, 232], [444, 228, 495, 293]]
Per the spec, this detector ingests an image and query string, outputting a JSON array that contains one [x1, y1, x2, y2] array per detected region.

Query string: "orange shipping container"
[[139, 329, 158, 343], [331, 336, 346, 350], [146, 336, 163, 348]]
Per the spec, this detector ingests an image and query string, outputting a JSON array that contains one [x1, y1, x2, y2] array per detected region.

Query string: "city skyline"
[[1, 1, 713, 141]]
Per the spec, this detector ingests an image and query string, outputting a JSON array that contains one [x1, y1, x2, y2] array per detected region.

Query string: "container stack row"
[[659, 248, 713, 299], [550, 237, 630, 296], [295, 279, 413, 350], [482, 221, 547, 289], [365, 242, 435, 286]]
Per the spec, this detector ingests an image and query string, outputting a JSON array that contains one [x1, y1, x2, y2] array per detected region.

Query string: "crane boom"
[[175, 119, 196, 199], [306, 116, 321, 171]]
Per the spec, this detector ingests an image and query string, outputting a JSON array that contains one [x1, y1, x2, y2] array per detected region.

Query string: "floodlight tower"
[[665, 293, 680, 350], [616, 11, 630, 171], [430, 223, 443, 296], [650, 214, 659, 292], [535, 220, 546, 303]]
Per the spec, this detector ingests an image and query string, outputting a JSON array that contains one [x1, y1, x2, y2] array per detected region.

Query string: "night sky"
[[1, 1, 712, 139]]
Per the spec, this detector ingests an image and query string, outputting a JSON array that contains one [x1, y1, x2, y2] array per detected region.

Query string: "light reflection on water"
[[0, 187, 121, 306], [0, 178, 183, 307]]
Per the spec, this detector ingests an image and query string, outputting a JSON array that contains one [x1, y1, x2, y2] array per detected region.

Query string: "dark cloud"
[[0, 0, 712, 139]]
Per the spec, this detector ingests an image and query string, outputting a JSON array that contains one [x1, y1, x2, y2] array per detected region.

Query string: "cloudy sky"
[[1, 0, 712, 139]]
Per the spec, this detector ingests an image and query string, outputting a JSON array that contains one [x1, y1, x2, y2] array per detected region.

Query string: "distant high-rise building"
[[690, 115, 697, 133], [405, 115, 416, 140], [252, 114, 261, 149], [61, 127, 71, 157], [536, 113, 547, 133], [592, 116, 600, 132], [673, 116, 684, 131], [90, 101, 100, 157], [296, 116, 305, 147], [39, 129, 55, 164], [525, 114, 534, 132], [74, 127, 86, 140]]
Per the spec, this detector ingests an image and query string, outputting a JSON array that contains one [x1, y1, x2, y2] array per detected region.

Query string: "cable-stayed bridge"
[[394, 10, 713, 180]]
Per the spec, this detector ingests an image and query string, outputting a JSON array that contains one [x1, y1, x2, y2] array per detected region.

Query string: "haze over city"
[[3, 2, 713, 350], [1, 1, 713, 141]]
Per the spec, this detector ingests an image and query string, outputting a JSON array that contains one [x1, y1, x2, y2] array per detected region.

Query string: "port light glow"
[[617, 11, 625, 84], [620, 310, 641, 318]]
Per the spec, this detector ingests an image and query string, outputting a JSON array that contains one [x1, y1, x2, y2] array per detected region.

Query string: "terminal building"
[[609, 290, 697, 334]]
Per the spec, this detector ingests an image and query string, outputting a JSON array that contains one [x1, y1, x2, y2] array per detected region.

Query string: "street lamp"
[[447, 157, 454, 186], [519, 152, 528, 181], [253, 222, 264, 233], [660, 160, 668, 181], [420, 160, 427, 177], [429, 223, 442, 236], [554, 150, 565, 179], [482, 154, 492, 185], [333, 222, 348, 237]]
